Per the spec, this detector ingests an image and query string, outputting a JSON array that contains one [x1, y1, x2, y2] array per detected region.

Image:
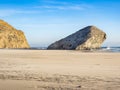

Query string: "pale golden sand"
[[0, 50, 120, 90]]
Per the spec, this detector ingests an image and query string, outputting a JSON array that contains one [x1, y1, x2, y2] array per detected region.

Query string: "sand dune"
[[0, 50, 120, 90]]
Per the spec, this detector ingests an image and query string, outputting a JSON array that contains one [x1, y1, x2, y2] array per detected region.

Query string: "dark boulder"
[[47, 26, 106, 50]]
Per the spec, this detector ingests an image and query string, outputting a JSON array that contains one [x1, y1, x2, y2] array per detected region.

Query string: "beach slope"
[[0, 50, 120, 90]]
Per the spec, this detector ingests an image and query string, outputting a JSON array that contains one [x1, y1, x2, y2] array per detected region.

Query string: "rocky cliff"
[[0, 20, 30, 48], [47, 26, 106, 50]]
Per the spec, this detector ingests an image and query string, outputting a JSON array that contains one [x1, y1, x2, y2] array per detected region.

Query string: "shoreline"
[[0, 46, 120, 53]]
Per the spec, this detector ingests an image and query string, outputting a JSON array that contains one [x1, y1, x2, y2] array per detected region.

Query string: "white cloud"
[[0, 9, 41, 17], [0, 10, 15, 16], [35, 5, 85, 10], [37, 0, 91, 10]]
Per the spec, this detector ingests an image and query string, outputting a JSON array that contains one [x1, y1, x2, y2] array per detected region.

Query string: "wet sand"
[[0, 50, 120, 90]]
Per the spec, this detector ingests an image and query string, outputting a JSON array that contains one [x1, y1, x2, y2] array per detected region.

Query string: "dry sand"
[[0, 49, 120, 90]]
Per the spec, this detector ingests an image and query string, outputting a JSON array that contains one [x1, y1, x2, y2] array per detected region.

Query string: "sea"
[[98, 47, 120, 52], [30, 47, 120, 52]]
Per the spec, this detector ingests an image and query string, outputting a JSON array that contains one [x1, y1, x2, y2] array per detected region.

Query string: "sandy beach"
[[0, 50, 120, 90]]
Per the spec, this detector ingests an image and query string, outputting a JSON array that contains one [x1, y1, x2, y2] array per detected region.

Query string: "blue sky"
[[0, 0, 120, 47]]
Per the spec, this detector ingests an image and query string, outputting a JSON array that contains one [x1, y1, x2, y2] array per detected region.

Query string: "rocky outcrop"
[[0, 20, 30, 48], [47, 26, 106, 50]]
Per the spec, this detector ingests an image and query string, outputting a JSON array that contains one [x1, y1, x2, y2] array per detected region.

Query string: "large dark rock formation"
[[47, 26, 106, 50], [0, 20, 30, 48]]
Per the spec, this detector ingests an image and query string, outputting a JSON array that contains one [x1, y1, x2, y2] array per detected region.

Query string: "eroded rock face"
[[47, 26, 106, 50], [0, 20, 30, 48]]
